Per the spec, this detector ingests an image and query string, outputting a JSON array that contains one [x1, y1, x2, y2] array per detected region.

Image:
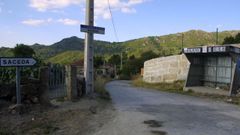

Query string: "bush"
[[119, 74, 131, 80], [12, 44, 35, 57], [94, 76, 111, 100]]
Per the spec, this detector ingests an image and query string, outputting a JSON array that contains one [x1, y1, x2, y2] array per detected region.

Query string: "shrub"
[[94, 76, 111, 100]]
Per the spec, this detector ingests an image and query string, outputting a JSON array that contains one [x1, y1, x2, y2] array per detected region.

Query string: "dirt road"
[[0, 98, 113, 135], [92, 80, 240, 135]]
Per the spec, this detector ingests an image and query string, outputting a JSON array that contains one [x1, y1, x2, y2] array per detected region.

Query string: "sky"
[[0, 0, 240, 47]]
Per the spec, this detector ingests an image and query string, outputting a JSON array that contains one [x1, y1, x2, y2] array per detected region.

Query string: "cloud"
[[29, 0, 83, 12], [128, 0, 146, 5], [22, 18, 80, 26], [21, 18, 52, 26], [94, 0, 146, 19], [29, 0, 148, 19], [57, 18, 80, 26], [216, 24, 224, 28], [121, 7, 136, 13], [22, 19, 46, 26], [51, 9, 67, 14]]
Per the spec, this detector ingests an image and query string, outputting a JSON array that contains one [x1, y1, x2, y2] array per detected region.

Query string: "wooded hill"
[[1, 30, 240, 65]]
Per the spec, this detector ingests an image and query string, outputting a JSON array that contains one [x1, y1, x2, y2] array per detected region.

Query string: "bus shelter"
[[183, 44, 240, 96]]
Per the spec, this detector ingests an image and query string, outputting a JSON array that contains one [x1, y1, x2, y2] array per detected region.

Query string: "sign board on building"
[[212, 46, 226, 52], [80, 25, 105, 34], [0, 58, 37, 67], [183, 48, 202, 53], [184, 46, 227, 54], [202, 46, 207, 53]]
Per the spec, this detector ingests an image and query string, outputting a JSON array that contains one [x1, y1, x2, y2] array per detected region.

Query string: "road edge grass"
[[94, 76, 112, 100], [132, 77, 240, 105]]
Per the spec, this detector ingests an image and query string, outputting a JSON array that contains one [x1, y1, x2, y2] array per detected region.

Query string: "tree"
[[129, 55, 135, 60], [121, 51, 159, 78], [12, 44, 35, 57], [234, 33, 240, 43], [108, 54, 121, 65], [121, 52, 128, 64], [12, 43, 44, 66], [12, 44, 39, 79], [94, 56, 104, 68], [121, 58, 141, 78], [223, 36, 236, 45], [140, 50, 158, 63]]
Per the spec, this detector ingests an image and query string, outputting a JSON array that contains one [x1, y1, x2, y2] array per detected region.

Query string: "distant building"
[[71, 59, 115, 78], [71, 59, 84, 78], [96, 64, 115, 78]]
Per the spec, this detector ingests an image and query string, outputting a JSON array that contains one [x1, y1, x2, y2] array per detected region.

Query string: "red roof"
[[71, 59, 84, 66]]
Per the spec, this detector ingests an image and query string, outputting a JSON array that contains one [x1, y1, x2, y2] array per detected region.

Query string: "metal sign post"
[[81, 0, 105, 95], [16, 67, 21, 104], [0, 57, 37, 105]]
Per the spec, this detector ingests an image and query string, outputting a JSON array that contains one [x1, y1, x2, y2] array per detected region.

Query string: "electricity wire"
[[107, 0, 119, 42]]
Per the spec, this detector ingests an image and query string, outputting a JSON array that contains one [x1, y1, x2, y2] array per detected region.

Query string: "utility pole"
[[181, 33, 184, 53], [84, 0, 94, 95], [120, 52, 123, 70], [82, 0, 105, 95], [216, 28, 219, 45]]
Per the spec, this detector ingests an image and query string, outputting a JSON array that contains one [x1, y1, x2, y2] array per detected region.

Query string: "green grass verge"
[[94, 76, 111, 100], [133, 77, 186, 93], [133, 77, 240, 105]]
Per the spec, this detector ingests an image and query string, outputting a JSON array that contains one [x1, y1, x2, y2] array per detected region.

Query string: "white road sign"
[[81, 25, 105, 34], [0, 58, 37, 67]]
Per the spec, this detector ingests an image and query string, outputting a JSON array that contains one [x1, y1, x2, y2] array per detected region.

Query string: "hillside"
[[46, 51, 84, 65], [0, 47, 13, 57], [31, 36, 120, 59], [1, 29, 240, 64], [121, 30, 240, 56]]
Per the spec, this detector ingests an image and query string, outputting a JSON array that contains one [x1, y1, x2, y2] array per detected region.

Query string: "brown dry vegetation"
[[94, 76, 111, 100], [0, 98, 113, 135]]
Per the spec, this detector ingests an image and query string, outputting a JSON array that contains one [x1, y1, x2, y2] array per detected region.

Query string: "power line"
[[107, 0, 119, 42]]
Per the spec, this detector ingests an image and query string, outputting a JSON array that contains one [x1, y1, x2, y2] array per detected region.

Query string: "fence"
[[0, 64, 84, 102], [47, 64, 84, 99], [48, 64, 67, 99]]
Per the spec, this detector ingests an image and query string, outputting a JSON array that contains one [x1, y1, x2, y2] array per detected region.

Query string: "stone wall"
[[143, 54, 190, 83]]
